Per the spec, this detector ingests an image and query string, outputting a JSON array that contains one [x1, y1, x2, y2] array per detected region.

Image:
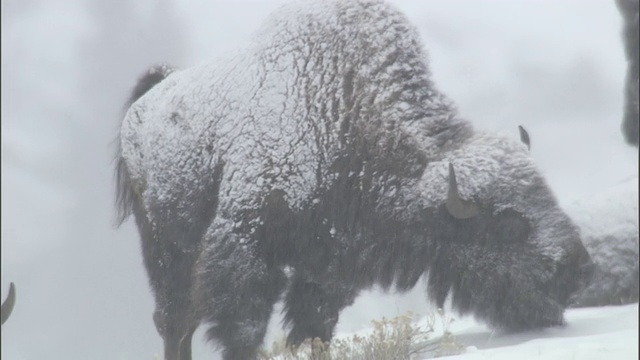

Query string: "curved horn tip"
[[446, 163, 480, 219], [518, 125, 531, 151], [2, 282, 16, 325]]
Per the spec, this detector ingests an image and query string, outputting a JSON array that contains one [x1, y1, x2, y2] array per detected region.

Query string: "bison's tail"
[[114, 64, 175, 227]]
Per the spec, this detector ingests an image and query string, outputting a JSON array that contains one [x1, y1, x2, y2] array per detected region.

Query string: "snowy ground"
[[1, 0, 638, 359], [260, 302, 638, 360], [421, 304, 638, 360]]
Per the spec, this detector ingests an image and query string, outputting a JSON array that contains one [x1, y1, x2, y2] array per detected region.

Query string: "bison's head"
[[418, 131, 594, 331]]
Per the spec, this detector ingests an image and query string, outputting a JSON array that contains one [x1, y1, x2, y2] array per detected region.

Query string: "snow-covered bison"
[[616, 0, 639, 146], [114, 1, 594, 359], [569, 177, 639, 307]]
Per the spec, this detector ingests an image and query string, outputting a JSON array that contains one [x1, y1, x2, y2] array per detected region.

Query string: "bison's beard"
[[426, 242, 568, 331], [411, 205, 593, 331]]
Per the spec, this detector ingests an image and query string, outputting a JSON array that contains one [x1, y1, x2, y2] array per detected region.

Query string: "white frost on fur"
[[120, 0, 577, 262], [121, 0, 462, 222]]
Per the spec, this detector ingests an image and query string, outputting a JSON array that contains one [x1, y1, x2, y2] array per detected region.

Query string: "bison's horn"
[[1, 282, 16, 325], [446, 163, 479, 219], [518, 125, 530, 151]]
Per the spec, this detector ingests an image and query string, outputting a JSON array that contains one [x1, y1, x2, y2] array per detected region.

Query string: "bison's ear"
[[446, 163, 480, 219], [1, 282, 16, 325], [518, 125, 531, 151]]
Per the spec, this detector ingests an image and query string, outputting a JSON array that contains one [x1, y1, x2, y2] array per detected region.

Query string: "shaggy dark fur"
[[616, 0, 639, 146], [114, 2, 595, 359]]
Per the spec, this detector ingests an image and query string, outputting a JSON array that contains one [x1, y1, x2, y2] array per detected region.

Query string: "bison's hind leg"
[[130, 197, 202, 360], [193, 225, 287, 360], [143, 240, 200, 360]]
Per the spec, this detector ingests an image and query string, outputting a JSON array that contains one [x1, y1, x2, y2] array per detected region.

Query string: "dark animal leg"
[[133, 200, 200, 360], [154, 309, 196, 360], [202, 270, 285, 360], [193, 225, 287, 360], [178, 327, 197, 360], [283, 274, 360, 347], [213, 315, 274, 360], [146, 245, 198, 360]]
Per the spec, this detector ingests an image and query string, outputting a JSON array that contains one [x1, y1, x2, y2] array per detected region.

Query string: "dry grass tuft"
[[258, 310, 465, 360]]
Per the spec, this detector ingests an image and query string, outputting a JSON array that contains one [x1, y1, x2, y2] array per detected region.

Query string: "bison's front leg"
[[283, 273, 360, 347], [192, 221, 287, 360]]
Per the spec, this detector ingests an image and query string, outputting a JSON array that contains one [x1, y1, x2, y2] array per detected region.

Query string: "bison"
[[114, 1, 594, 359], [616, 0, 639, 146]]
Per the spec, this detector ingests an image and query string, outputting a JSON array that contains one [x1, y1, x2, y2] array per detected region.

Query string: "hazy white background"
[[1, 0, 637, 359]]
